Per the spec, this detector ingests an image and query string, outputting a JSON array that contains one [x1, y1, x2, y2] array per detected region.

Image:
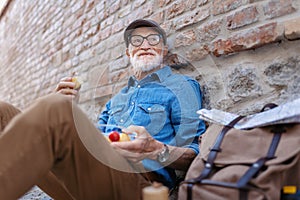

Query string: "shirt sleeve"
[[97, 100, 111, 133]]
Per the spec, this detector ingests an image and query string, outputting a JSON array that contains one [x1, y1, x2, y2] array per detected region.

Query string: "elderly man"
[[0, 19, 205, 200], [97, 19, 206, 188]]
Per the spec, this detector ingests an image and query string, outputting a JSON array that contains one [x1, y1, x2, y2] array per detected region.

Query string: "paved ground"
[[19, 186, 52, 200]]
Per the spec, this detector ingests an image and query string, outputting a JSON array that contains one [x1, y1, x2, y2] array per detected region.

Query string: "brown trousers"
[[0, 94, 150, 200], [0, 101, 21, 130]]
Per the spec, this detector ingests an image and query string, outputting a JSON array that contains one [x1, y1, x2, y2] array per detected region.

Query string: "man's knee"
[[0, 101, 21, 115], [0, 101, 21, 131], [20, 94, 76, 128], [37, 93, 73, 105], [33, 94, 74, 113]]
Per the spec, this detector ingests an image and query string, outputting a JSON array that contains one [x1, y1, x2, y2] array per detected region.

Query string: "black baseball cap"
[[124, 19, 167, 47]]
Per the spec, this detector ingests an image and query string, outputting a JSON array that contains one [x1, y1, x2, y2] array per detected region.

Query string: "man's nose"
[[140, 39, 151, 48]]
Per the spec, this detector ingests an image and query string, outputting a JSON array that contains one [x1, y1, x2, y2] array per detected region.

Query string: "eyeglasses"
[[129, 34, 162, 47]]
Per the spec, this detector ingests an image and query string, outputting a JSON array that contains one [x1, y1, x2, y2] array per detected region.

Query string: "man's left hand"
[[110, 125, 164, 162]]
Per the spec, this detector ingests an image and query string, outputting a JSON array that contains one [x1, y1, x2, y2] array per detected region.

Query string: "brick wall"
[[0, 0, 299, 120]]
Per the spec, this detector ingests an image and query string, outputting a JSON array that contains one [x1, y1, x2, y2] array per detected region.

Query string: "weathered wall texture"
[[0, 0, 299, 121]]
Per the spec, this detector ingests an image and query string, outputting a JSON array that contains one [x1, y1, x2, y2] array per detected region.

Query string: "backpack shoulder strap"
[[183, 115, 245, 200], [237, 125, 286, 187]]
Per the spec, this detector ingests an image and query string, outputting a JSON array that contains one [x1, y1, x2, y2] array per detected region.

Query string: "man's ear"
[[126, 48, 130, 57], [163, 45, 169, 57]]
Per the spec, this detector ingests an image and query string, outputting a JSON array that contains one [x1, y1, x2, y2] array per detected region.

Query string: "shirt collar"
[[127, 66, 172, 87]]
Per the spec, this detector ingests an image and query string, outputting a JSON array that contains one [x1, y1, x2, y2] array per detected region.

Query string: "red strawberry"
[[108, 131, 120, 142]]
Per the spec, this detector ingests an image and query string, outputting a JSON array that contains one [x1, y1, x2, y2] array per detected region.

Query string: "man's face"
[[126, 27, 167, 76]]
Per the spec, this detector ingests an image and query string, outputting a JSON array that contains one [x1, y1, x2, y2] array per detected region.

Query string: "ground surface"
[[19, 186, 52, 200]]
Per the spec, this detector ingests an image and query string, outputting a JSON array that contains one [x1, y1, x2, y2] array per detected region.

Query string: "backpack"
[[179, 115, 300, 200]]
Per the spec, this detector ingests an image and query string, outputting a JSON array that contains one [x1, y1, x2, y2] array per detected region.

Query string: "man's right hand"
[[54, 77, 79, 97]]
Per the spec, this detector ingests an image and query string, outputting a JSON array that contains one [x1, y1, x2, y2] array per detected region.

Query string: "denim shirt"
[[97, 66, 206, 188]]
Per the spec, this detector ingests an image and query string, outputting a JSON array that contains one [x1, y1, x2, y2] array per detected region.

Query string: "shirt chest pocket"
[[108, 105, 124, 115], [137, 104, 167, 136], [107, 105, 126, 124]]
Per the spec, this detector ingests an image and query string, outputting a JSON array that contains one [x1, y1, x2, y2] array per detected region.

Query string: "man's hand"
[[111, 125, 164, 163], [110, 125, 196, 171], [54, 77, 79, 99]]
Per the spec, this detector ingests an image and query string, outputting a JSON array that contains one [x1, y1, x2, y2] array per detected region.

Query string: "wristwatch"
[[157, 144, 170, 163]]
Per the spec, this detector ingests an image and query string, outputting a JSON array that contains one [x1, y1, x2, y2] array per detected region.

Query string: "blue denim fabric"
[[97, 66, 206, 188]]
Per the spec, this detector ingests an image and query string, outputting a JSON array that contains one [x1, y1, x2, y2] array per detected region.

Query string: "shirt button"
[[147, 107, 151, 111], [137, 85, 141, 88], [131, 102, 134, 105], [120, 119, 124, 123]]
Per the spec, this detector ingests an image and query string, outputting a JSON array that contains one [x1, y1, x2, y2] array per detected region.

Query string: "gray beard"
[[130, 55, 163, 78]]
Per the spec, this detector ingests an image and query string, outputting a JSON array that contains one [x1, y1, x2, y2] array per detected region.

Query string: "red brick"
[[99, 26, 111, 40], [62, 44, 71, 61], [198, 0, 208, 6], [94, 45, 111, 63], [111, 20, 125, 34], [174, 8, 210, 30], [102, 9, 110, 21], [110, 45, 126, 61], [89, 65, 109, 88], [160, 21, 172, 35], [186, 0, 198, 10], [212, 0, 243, 15], [85, 0, 95, 13], [110, 69, 129, 83], [227, 6, 259, 30], [196, 19, 222, 43], [92, 84, 113, 99], [80, 48, 93, 62], [101, 15, 114, 30], [283, 17, 300, 40], [186, 45, 210, 61], [92, 30, 102, 46], [86, 24, 100, 37], [133, 0, 147, 9], [109, 0, 121, 14], [72, 16, 87, 30], [95, 1, 105, 12], [64, 60, 73, 71], [158, 0, 172, 7], [121, 0, 130, 6], [74, 28, 83, 38], [118, 6, 131, 18], [166, 2, 185, 20], [82, 20, 92, 34], [212, 22, 282, 56], [175, 29, 196, 47], [71, 1, 84, 13], [90, 14, 100, 26], [110, 33, 124, 49], [86, 8, 97, 22], [263, 0, 296, 19], [249, 0, 263, 2], [134, 2, 154, 18], [78, 90, 92, 103], [151, 12, 164, 25]]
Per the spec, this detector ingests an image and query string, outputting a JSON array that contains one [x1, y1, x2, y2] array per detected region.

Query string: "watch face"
[[157, 144, 169, 163], [158, 154, 168, 163]]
